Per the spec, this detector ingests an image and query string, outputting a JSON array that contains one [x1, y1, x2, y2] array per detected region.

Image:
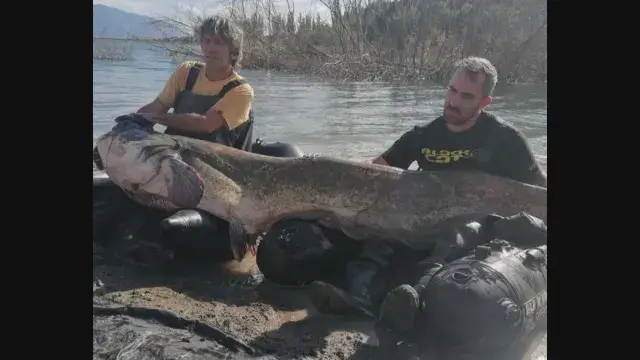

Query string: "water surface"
[[93, 41, 547, 169]]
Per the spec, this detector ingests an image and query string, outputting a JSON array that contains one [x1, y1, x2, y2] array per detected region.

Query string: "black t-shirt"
[[380, 111, 545, 186]]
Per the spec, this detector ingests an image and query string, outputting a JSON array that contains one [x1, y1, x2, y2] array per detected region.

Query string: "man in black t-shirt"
[[307, 57, 547, 331], [374, 111, 546, 185], [374, 67, 546, 186]]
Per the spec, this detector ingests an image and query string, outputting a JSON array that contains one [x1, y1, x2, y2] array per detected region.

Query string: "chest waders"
[[164, 63, 254, 152]]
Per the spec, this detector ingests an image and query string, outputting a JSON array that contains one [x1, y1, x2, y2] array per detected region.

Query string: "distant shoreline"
[[94, 0, 546, 84], [93, 37, 189, 43], [92, 38, 547, 85]]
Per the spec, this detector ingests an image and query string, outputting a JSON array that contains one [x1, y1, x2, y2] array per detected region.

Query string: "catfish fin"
[[154, 156, 205, 209], [229, 216, 249, 262]]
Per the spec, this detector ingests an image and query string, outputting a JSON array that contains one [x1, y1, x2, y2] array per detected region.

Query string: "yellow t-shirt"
[[157, 61, 254, 130]]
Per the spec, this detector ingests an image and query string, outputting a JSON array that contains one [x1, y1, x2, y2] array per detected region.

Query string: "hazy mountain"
[[93, 4, 182, 39]]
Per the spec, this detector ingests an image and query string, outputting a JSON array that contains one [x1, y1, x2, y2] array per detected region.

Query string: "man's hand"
[[137, 113, 158, 123], [531, 167, 547, 188]]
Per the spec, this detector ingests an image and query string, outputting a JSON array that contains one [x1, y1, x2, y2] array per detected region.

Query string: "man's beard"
[[443, 105, 480, 126]]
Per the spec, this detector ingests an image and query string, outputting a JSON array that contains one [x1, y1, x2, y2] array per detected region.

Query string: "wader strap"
[[234, 118, 254, 151], [218, 79, 246, 97], [185, 63, 204, 92]]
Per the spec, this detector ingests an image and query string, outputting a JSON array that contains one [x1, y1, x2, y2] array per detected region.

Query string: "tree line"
[[151, 0, 547, 83]]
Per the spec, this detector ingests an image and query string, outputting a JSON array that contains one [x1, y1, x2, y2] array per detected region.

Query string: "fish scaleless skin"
[[96, 117, 547, 261]]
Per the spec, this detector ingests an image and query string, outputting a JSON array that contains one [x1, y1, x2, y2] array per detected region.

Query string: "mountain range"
[[93, 4, 182, 39]]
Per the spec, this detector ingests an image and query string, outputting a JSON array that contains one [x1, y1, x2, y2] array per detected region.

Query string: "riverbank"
[[95, 38, 547, 85], [141, 39, 547, 84], [95, 0, 546, 84], [93, 252, 384, 359]]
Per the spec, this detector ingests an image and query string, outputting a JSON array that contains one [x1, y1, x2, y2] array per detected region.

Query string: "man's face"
[[200, 34, 231, 68], [443, 69, 491, 126]]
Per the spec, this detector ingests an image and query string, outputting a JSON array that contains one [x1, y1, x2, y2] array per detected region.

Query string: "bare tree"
[[140, 0, 547, 83]]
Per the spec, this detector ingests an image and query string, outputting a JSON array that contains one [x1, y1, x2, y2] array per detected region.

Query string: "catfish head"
[[95, 115, 205, 209]]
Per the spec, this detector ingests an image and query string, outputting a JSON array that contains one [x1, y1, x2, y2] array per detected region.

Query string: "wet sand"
[[93, 240, 388, 360]]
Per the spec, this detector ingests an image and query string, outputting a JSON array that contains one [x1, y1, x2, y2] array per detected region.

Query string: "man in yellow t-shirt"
[[136, 16, 255, 151]]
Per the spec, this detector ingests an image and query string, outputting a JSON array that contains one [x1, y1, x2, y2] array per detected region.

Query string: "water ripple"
[[94, 42, 547, 166]]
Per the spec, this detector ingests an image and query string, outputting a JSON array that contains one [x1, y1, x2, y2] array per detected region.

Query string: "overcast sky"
[[94, 0, 330, 19]]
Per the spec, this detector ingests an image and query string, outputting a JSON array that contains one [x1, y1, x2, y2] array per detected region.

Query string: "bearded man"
[[307, 57, 547, 333]]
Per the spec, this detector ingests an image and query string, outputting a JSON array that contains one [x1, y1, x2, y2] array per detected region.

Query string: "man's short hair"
[[195, 16, 244, 68], [454, 57, 499, 98]]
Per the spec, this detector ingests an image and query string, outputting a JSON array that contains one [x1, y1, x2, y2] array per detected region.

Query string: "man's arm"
[[495, 128, 547, 187], [137, 62, 187, 115], [145, 83, 254, 134], [372, 126, 420, 170], [145, 111, 226, 133], [211, 83, 254, 130], [137, 98, 170, 115], [136, 61, 219, 132]]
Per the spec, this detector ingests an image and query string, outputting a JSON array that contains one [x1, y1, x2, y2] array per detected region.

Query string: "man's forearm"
[[137, 98, 170, 115], [137, 103, 159, 114], [515, 165, 547, 188], [151, 113, 225, 134]]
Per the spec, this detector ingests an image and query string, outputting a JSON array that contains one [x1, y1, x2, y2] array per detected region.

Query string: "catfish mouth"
[[96, 133, 116, 170]]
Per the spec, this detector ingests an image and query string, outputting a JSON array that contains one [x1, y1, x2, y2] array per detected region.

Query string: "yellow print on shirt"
[[421, 148, 474, 164]]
